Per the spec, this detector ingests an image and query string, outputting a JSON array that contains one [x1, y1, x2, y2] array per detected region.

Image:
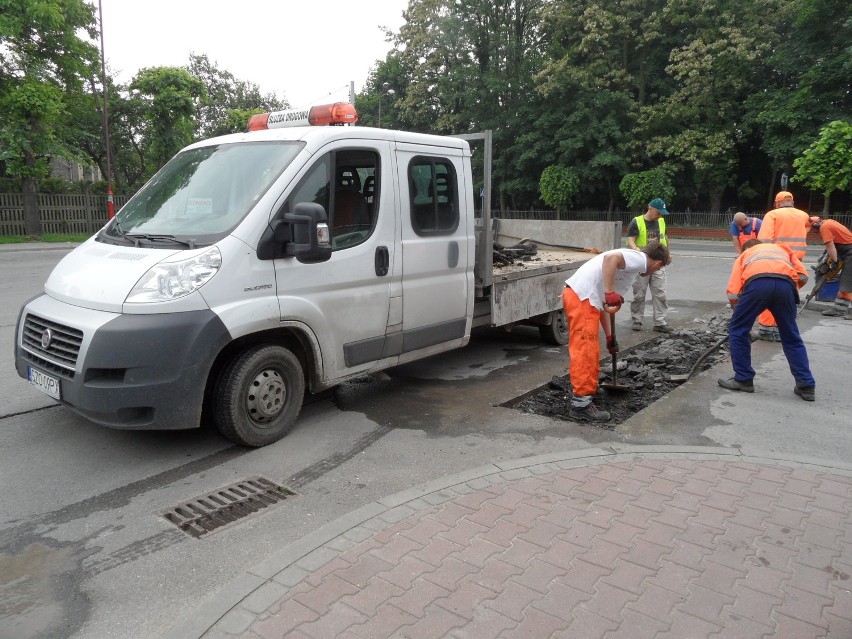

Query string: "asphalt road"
[[0, 239, 846, 639]]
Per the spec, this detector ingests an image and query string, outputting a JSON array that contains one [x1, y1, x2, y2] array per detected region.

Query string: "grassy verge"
[[0, 233, 91, 244]]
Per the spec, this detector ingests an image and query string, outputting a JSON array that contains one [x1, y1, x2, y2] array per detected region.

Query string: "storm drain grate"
[[162, 476, 296, 538]]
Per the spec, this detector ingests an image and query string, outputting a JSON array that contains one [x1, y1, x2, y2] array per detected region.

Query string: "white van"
[[15, 103, 617, 446]]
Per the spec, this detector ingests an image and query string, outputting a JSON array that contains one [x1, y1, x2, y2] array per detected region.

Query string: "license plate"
[[28, 367, 61, 400]]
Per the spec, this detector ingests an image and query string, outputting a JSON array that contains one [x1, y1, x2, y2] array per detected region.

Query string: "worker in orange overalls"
[[719, 239, 815, 401], [730, 212, 762, 254], [813, 218, 852, 318], [562, 241, 671, 422], [754, 191, 815, 340]]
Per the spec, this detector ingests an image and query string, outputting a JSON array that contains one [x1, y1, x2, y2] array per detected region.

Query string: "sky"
[[92, 0, 409, 108]]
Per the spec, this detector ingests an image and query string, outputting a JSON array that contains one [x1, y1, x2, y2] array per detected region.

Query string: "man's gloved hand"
[[606, 335, 619, 354], [604, 291, 623, 313]]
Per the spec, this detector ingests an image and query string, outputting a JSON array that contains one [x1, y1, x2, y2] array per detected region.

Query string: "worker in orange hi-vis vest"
[[718, 239, 815, 401], [753, 191, 815, 341], [730, 212, 762, 254], [813, 218, 852, 319]]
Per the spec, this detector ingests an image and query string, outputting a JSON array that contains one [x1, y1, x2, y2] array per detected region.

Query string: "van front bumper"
[[16, 295, 231, 430]]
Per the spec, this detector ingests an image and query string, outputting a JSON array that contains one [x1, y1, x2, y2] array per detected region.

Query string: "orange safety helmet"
[[774, 191, 794, 206]]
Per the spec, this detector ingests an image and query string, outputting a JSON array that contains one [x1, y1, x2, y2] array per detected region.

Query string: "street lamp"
[[377, 82, 395, 128]]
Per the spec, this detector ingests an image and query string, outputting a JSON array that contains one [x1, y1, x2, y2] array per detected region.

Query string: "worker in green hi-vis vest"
[[626, 198, 673, 333]]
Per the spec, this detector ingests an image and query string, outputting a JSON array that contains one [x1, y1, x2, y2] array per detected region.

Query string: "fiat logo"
[[41, 328, 53, 349]]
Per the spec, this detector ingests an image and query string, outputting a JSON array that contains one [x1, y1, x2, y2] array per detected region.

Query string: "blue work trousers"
[[729, 277, 815, 388]]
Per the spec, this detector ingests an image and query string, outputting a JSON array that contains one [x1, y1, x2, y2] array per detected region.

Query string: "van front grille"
[[22, 314, 82, 375]]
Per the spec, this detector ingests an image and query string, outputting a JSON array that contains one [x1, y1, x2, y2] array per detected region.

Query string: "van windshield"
[[101, 141, 302, 246]]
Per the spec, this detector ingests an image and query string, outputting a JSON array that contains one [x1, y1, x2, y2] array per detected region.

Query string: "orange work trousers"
[[562, 287, 604, 398]]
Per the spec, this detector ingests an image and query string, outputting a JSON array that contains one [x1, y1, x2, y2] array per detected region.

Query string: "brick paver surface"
[[230, 458, 852, 638]]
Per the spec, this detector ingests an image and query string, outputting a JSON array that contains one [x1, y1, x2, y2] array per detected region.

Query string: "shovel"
[[601, 313, 631, 392]]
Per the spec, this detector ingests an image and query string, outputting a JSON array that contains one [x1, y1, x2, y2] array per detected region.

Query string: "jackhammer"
[[798, 250, 844, 314]]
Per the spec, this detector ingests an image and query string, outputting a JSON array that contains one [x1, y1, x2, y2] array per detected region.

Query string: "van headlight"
[[126, 246, 222, 303]]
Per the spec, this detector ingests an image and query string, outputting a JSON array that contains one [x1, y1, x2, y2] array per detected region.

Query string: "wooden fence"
[[0, 193, 131, 235]]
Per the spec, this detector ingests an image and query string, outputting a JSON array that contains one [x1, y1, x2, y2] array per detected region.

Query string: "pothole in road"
[[504, 312, 733, 428]]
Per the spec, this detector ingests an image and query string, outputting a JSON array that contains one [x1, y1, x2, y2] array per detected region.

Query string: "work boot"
[[632, 320, 642, 331], [794, 386, 816, 402], [822, 307, 846, 316], [753, 329, 780, 342], [717, 377, 755, 393], [653, 324, 674, 333], [569, 402, 611, 423]]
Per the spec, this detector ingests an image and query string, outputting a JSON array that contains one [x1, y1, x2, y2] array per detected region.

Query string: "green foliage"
[[0, 0, 99, 233], [750, 0, 851, 177], [619, 168, 675, 210], [38, 177, 82, 193], [2, 0, 850, 217], [130, 67, 206, 170], [792, 120, 852, 197], [539, 165, 580, 211], [0, 179, 23, 193], [0, 233, 91, 244]]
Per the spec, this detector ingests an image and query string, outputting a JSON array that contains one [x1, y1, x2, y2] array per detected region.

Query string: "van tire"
[[538, 309, 569, 345], [214, 345, 305, 447]]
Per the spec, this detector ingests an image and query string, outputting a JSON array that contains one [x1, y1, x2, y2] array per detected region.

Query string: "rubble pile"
[[513, 310, 734, 428], [493, 241, 539, 266]]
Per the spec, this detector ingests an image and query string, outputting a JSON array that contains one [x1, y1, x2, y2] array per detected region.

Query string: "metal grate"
[[162, 477, 296, 539]]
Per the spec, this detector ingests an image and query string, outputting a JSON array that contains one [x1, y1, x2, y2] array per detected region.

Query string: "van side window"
[[284, 149, 380, 250], [408, 158, 458, 235]]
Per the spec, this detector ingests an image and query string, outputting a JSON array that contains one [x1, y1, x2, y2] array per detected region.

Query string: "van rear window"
[[408, 158, 459, 235]]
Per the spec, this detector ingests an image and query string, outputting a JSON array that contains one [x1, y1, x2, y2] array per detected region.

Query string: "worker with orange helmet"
[[754, 191, 815, 340]]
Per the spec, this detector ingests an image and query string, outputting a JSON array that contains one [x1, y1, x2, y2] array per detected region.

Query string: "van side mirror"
[[283, 202, 332, 263], [258, 202, 332, 262]]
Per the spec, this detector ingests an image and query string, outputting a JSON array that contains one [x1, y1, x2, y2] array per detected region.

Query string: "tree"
[[130, 67, 205, 172], [792, 120, 852, 213], [0, 0, 99, 234], [539, 165, 579, 215], [641, 0, 776, 213], [187, 54, 287, 138], [534, 0, 672, 210], [749, 0, 852, 208], [619, 167, 675, 211], [389, 0, 548, 208]]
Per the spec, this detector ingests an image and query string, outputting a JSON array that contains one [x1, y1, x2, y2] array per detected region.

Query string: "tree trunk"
[[709, 192, 722, 214], [766, 170, 777, 211], [823, 194, 830, 214], [22, 176, 41, 237]]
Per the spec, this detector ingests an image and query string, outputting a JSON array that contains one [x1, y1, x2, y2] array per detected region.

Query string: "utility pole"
[[97, 0, 115, 220]]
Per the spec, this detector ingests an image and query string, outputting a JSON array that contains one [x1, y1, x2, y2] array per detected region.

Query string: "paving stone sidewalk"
[[168, 446, 852, 639]]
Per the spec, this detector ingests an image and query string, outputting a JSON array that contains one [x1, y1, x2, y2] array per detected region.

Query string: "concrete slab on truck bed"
[[494, 218, 621, 255]]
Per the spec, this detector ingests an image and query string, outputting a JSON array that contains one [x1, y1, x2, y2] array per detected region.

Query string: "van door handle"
[[375, 246, 389, 276]]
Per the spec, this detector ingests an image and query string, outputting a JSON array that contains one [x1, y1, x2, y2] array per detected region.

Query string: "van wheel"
[[214, 345, 305, 447], [539, 309, 569, 345]]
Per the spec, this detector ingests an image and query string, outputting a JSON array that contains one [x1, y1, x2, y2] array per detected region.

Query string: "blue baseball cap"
[[648, 198, 669, 216]]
